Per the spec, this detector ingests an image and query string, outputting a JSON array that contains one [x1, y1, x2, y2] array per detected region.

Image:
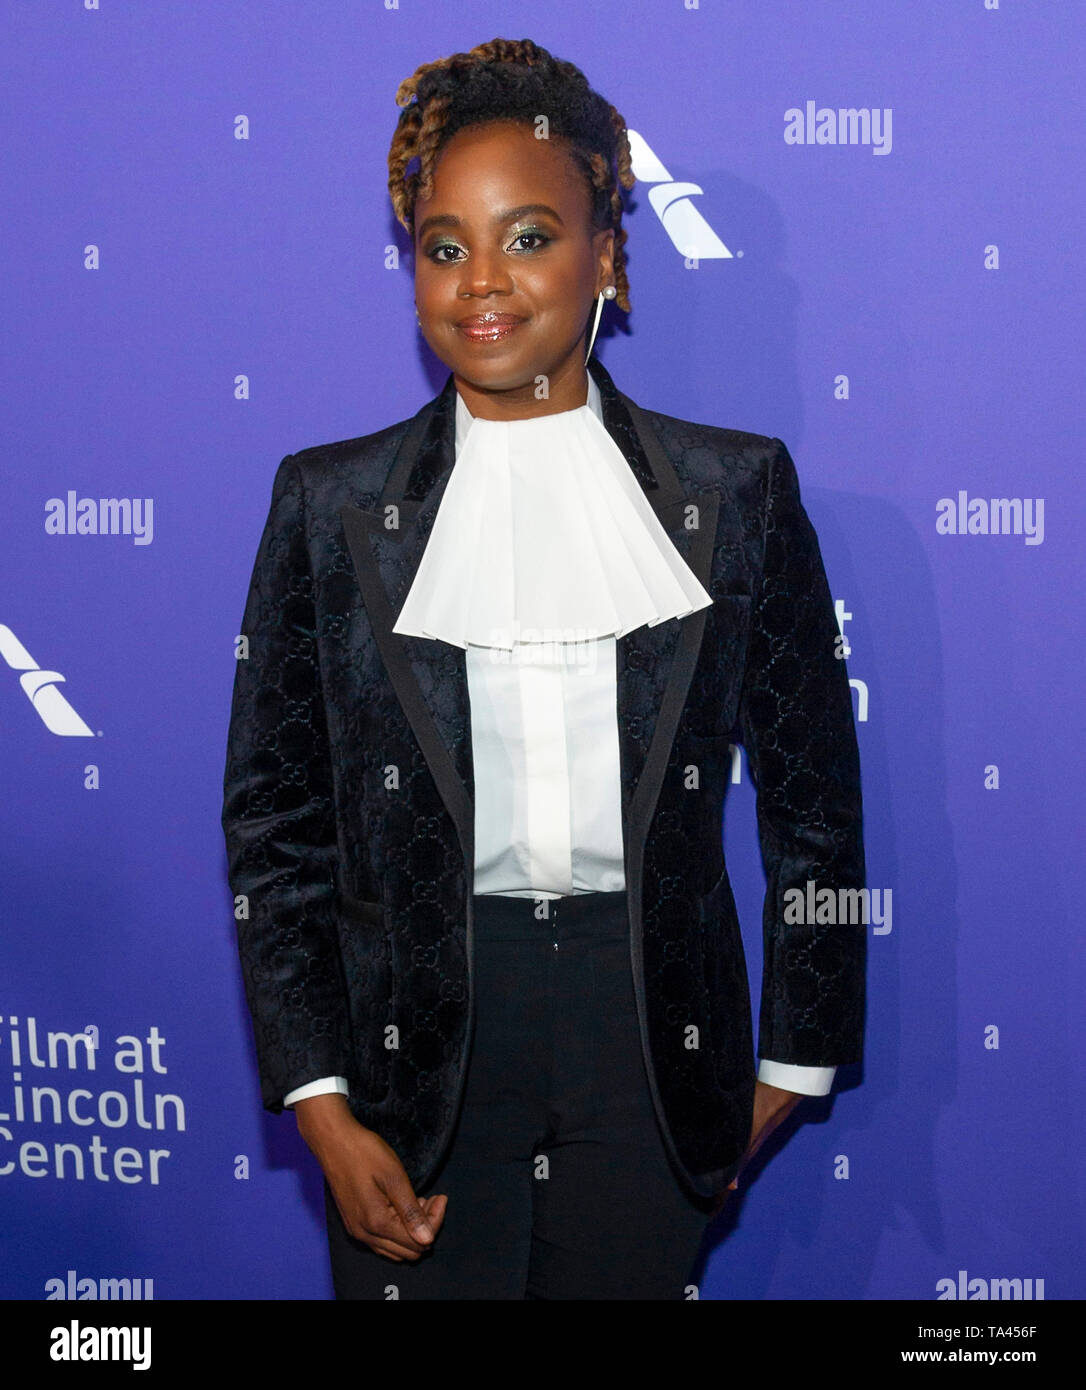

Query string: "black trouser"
[[324, 889, 714, 1299]]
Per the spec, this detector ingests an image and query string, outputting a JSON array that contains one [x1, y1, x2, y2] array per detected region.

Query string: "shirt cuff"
[[283, 1076, 350, 1109], [757, 1060, 836, 1097]]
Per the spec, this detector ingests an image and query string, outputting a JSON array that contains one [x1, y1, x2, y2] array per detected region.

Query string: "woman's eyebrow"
[[417, 204, 565, 237]]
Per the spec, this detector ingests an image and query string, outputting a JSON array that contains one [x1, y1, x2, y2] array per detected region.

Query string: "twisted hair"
[[388, 37, 635, 314]]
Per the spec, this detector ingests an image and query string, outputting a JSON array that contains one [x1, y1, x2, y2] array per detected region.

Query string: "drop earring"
[[584, 285, 617, 364]]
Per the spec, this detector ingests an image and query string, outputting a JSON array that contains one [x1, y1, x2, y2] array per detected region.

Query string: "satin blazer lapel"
[[339, 356, 720, 876]]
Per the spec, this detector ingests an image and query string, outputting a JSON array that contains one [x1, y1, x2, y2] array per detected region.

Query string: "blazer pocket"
[[337, 891, 386, 927]]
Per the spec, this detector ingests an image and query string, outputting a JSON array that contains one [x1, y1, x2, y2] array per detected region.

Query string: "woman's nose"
[[458, 249, 514, 298]]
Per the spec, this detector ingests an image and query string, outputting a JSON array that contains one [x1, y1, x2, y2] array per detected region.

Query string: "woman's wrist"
[[293, 1092, 361, 1150]]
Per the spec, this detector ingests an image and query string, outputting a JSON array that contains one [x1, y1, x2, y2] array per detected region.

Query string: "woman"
[[221, 37, 865, 1300]]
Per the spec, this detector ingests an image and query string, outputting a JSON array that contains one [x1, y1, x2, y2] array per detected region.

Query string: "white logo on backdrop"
[[627, 130, 734, 260], [0, 625, 94, 736]]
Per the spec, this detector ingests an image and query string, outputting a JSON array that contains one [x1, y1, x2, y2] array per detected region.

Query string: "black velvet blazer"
[[221, 355, 866, 1200]]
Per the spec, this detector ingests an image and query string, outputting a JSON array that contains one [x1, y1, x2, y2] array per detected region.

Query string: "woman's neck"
[[453, 361, 591, 421]]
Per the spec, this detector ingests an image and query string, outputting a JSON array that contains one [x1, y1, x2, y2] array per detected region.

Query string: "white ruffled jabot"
[[391, 375, 712, 650]]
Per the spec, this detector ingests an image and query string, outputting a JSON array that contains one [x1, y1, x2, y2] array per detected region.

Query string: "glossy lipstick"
[[456, 312, 525, 343]]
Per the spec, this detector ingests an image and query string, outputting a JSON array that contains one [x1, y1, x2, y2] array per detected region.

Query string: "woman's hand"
[[294, 1094, 448, 1261], [711, 1080, 803, 1218]]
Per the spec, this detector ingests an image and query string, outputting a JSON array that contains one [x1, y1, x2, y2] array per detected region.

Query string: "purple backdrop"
[[2, 1, 1081, 1301]]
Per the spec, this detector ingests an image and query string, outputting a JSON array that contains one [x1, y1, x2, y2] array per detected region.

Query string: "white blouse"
[[443, 371, 704, 898], [284, 373, 835, 1104]]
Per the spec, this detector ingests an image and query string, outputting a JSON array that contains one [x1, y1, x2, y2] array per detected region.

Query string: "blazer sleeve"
[[221, 454, 352, 1112], [737, 438, 866, 1068]]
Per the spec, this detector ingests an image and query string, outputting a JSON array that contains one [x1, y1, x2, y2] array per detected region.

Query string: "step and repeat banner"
[[2, 2, 1081, 1302]]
